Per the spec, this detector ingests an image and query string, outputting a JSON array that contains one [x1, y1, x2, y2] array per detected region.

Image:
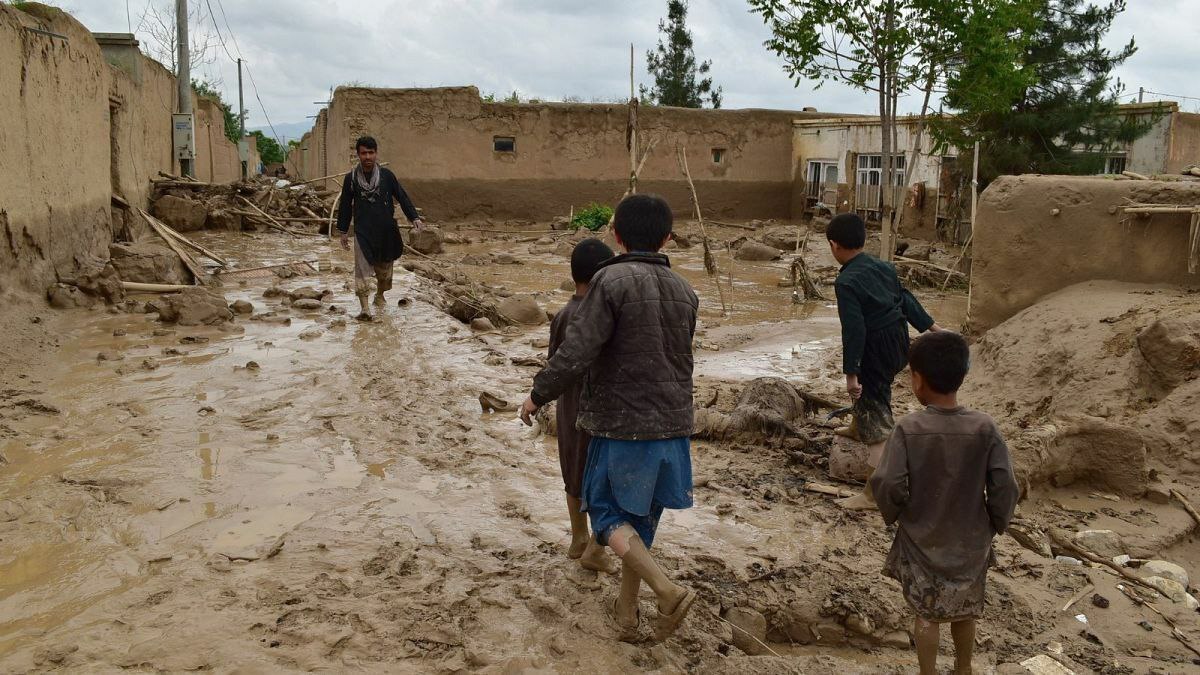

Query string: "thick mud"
[[1, 223, 1197, 673]]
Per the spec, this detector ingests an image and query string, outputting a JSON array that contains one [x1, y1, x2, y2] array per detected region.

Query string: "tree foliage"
[[641, 0, 722, 109], [191, 80, 240, 144], [930, 0, 1149, 183], [250, 131, 285, 165]]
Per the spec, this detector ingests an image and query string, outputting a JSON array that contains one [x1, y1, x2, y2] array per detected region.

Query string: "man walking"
[[337, 136, 424, 320]]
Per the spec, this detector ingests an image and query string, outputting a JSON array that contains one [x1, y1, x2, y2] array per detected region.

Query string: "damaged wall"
[[0, 4, 113, 294], [305, 86, 830, 220], [969, 175, 1200, 330]]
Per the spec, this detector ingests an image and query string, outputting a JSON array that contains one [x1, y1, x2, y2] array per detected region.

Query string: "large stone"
[[230, 299, 254, 315], [205, 209, 243, 232], [470, 317, 496, 332], [47, 283, 94, 309], [828, 434, 872, 482], [291, 298, 323, 310], [734, 241, 783, 262], [761, 226, 805, 251], [1141, 560, 1189, 588], [157, 288, 234, 326], [409, 226, 445, 255], [65, 261, 125, 305], [109, 241, 190, 285], [554, 240, 576, 258], [287, 286, 328, 301], [152, 195, 208, 232], [1145, 576, 1190, 603], [497, 295, 546, 325], [1135, 316, 1200, 399], [1073, 530, 1125, 559], [725, 607, 768, 656]]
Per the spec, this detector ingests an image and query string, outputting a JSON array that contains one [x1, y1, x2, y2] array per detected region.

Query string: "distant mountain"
[[249, 121, 314, 146]]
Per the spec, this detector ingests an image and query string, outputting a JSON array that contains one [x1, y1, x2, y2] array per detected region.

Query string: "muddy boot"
[[373, 291, 386, 307]]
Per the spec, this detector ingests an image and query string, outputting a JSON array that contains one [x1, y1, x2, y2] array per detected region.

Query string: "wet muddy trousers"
[[353, 243, 394, 300]]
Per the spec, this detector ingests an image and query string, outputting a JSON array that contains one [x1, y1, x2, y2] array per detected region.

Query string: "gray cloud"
[[67, 0, 1200, 141]]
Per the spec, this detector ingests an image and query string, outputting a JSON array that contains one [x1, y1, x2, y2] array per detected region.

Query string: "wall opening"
[[493, 136, 515, 153], [711, 148, 726, 164]]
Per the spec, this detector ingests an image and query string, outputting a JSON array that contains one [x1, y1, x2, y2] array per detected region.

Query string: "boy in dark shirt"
[[549, 238, 618, 575], [870, 331, 1019, 675], [827, 213, 942, 510], [519, 194, 700, 641]]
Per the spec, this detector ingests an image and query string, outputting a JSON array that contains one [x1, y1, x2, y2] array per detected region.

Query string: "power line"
[[244, 62, 287, 151], [1142, 90, 1200, 103], [203, 0, 238, 64], [213, 0, 242, 59]]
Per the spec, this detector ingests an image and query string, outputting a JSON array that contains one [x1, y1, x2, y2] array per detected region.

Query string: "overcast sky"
[[67, 0, 1200, 140]]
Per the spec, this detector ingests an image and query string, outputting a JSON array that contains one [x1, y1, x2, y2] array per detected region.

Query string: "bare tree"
[[136, 0, 221, 82]]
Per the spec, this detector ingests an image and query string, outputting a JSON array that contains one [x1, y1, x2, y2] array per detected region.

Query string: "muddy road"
[[1, 224, 1196, 673]]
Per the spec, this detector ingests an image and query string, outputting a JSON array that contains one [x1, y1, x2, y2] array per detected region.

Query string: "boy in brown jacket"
[[870, 332, 1019, 675], [519, 194, 700, 641]]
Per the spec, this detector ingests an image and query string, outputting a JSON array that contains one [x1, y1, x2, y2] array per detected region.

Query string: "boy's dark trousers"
[[854, 319, 911, 446]]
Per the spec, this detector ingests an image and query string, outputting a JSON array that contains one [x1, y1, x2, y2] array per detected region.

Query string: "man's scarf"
[[353, 164, 382, 200]]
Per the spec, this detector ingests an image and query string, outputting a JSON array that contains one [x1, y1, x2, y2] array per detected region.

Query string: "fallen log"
[[1171, 489, 1200, 528], [1121, 170, 1150, 180], [121, 281, 193, 293], [151, 180, 213, 189]]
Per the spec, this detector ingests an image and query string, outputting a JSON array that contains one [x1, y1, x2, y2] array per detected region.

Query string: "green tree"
[[931, 0, 1150, 184], [250, 131, 285, 165], [191, 80, 241, 144], [641, 0, 722, 109]]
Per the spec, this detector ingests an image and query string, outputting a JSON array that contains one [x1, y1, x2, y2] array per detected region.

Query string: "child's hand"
[[519, 396, 539, 426], [845, 374, 862, 400]]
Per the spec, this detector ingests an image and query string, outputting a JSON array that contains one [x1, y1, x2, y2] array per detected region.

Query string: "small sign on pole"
[[172, 113, 195, 161]]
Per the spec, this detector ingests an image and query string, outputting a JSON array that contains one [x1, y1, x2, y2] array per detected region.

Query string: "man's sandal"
[[609, 598, 642, 642], [653, 588, 697, 640]]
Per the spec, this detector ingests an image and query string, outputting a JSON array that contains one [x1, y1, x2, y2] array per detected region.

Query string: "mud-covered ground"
[[2, 221, 1199, 674]]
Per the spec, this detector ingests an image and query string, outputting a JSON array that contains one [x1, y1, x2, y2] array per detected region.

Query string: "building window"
[[806, 160, 838, 201], [854, 154, 906, 214], [493, 136, 515, 153], [1102, 155, 1127, 175], [712, 148, 726, 163]]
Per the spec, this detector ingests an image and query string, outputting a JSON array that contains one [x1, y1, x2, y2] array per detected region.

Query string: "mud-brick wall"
[[312, 86, 829, 221], [108, 55, 175, 237], [193, 97, 259, 184], [970, 175, 1200, 330], [1167, 113, 1200, 175], [0, 5, 113, 293]]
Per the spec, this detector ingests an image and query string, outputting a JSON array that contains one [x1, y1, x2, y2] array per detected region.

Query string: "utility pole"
[[176, 0, 193, 177], [238, 57, 247, 179], [1138, 86, 1144, 103]]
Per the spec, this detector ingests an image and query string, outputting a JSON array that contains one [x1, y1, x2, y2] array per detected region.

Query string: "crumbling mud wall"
[[0, 4, 113, 293], [108, 56, 175, 238], [970, 175, 1200, 330], [308, 86, 829, 220]]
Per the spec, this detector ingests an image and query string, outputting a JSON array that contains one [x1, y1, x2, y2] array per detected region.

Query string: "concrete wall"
[[1126, 111, 1173, 175], [302, 86, 831, 220], [0, 4, 113, 293], [969, 175, 1200, 330]]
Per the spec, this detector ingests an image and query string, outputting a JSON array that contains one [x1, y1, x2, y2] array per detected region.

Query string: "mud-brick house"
[[792, 115, 966, 242], [792, 101, 1200, 243]]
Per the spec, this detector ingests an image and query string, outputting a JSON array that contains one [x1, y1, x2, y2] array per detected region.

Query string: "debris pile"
[[150, 172, 333, 237]]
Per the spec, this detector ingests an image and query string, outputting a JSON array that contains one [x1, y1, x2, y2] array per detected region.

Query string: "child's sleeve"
[[869, 427, 910, 525], [834, 281, 866, 375], [531, 286, 615, 407], [984, 430, 1020, 534], [900, 287, 935, 332]]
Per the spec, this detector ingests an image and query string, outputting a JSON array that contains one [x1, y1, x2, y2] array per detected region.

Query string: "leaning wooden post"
[[677, 145, 728, 316]]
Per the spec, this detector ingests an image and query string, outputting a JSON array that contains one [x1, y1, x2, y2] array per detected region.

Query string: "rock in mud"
[[828, 435, 872, 482], [1144, 576, 1190, 603], [152, 194, 208, 232], [1073, 530, 1125, 559], [725, 607, 768, 656], [673, 234, 693, 249], [761, 226, 804, 251], [735, 241, 783, 261], [497, 295, 546, 325], [288, 286, 328, 301], [47, 283, 94, 309], [1135, 316, 1200, 399], [298, 327, 324, 340], [1141, 560, 1189, 588], [157, 288, 234, 326], [471, 317, 496, 332], [64, 262, 125, 304], [205, 208, 243, 232], [109, 241, 191, 285], [554, 241, 575, 258], [409, 226, 445, 255], [291, 298, 323, 310], [492, 253, 521, 265], [230, 299, 254, 314]]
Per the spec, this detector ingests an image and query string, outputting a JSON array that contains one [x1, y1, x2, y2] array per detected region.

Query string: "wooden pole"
[[122, 281, 194, 293], [138, 209, 207, 285], [677, 146, 728, 316], [629, 43, 638, 196]]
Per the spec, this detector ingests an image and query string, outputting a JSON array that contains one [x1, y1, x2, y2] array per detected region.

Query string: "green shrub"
[[570, 203, 613, 231]]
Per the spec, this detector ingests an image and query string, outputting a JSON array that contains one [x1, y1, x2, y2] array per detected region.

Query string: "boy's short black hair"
[[827, 212, 867, 249], [570, 238, 615, 284], [613, 194, 673, 252], [355, 136, 378, 151], [909, 331, 971, 394]]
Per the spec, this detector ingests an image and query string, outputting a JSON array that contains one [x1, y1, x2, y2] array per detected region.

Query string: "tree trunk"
[[893, 64, 938, 243]]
